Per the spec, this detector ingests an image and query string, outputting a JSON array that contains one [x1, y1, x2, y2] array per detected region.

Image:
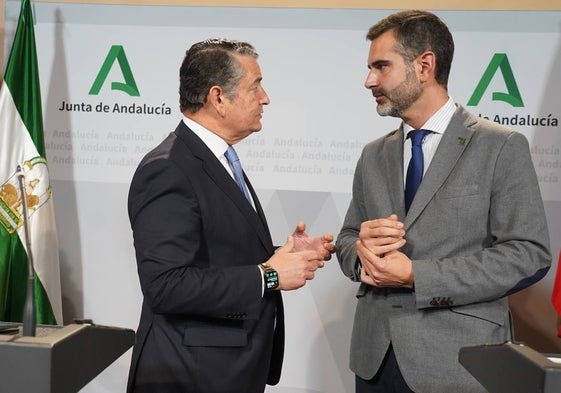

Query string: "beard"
[[375, 67, 422, 118]]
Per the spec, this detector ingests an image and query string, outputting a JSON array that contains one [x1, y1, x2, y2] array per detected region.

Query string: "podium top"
[[0, 323, 86, 345], [0, 322, 135, 393], [460, 342, 561, 393]]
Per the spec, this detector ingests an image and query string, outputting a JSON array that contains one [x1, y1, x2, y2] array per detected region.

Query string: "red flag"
[[552, 250, 561, 337]]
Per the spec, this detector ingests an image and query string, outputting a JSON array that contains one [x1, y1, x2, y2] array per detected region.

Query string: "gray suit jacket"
[[336, 105, 551, 393]]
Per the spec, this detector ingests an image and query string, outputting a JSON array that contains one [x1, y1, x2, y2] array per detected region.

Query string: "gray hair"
[[179, 38, 259, 113]]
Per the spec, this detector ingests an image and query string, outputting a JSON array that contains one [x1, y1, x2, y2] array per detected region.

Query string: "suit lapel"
[[174, 122, 273, 250], [383, 128, 408, 218], [245, 176, 273, 245], [404, 106, 477, 227]]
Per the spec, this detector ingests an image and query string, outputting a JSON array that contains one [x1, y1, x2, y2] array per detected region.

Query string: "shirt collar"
[[182, 116, 229, 159], [403, 97, 456, 140]]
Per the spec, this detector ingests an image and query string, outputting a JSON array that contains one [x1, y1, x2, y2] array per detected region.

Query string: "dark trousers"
[[355, 345, 415, 393]]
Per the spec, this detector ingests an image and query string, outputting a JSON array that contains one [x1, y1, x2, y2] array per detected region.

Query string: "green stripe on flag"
[[0, 232, 27, 321], [0, 230, 56, 324], [5, 0, 45, 157]]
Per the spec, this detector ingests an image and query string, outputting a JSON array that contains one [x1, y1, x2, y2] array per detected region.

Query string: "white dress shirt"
[[402, 97, 456, 185]]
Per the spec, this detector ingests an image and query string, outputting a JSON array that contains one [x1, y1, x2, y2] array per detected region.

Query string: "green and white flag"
[[0, 0, 62, 325]]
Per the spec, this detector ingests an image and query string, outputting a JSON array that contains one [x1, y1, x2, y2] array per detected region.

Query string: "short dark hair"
[[179, 39, 258, 113], [366, 10, 454, 88]]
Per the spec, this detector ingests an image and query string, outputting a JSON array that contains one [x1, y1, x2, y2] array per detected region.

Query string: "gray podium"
[[0, 323, 135, 393], [459, 342, 561, 393]]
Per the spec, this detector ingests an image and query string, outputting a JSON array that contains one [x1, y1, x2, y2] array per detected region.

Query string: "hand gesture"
[[356, 214, 413, 288], [291, 221, 335, 261], [357, 243, 413, 288], [266, 235, 325, 291], [359, 214, 405, 256]]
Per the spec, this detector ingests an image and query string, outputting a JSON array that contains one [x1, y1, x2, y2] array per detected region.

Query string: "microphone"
[[16, 165, 36, 337]]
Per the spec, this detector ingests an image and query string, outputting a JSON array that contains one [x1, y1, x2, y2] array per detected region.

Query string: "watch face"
[[264, 270, 278, 290]]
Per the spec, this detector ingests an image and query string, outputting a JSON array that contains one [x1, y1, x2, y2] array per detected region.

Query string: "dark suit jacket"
[[127, 121, 284, 393], [336, 105, 551, 393]]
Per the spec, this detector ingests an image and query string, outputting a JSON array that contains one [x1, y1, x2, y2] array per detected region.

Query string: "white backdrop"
[[3, 2, 561, 392]]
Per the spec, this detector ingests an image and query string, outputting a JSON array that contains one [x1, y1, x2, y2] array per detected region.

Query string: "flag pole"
[[17, 165, 36, 336]]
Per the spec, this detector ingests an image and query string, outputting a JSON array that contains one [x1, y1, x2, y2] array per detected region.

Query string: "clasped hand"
[[356, 214, 413, 288]]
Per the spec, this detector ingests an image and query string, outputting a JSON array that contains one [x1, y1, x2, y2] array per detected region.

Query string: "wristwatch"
[[259, 262, 279, 291]]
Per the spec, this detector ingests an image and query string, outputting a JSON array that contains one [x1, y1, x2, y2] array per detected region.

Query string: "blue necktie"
[[405, 129, 432, 212], [225, 145, 251, 202]]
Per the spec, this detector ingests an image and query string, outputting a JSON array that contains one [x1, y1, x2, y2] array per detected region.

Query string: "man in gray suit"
[[336, 10, 551, 393]]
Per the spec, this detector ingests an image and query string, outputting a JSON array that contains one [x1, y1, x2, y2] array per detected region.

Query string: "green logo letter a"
[[89, 45, 140, 96], [467, 53, 523, 107]]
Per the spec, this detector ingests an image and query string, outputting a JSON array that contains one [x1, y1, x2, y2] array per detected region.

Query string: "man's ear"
[[417, 51, 436, 82], [208, 85, 226, 116]]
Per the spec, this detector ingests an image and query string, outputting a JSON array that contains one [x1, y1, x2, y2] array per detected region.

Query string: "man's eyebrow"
[[369, 59, 391, 69]]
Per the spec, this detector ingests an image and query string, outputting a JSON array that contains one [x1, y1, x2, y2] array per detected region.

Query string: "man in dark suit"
[[336, 10, 551, 393], [127, 38, 335, 393]]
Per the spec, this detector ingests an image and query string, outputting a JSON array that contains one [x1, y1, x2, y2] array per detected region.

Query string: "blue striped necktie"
[[225, 145, 251, 202], [405, 129, 432, 212]]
